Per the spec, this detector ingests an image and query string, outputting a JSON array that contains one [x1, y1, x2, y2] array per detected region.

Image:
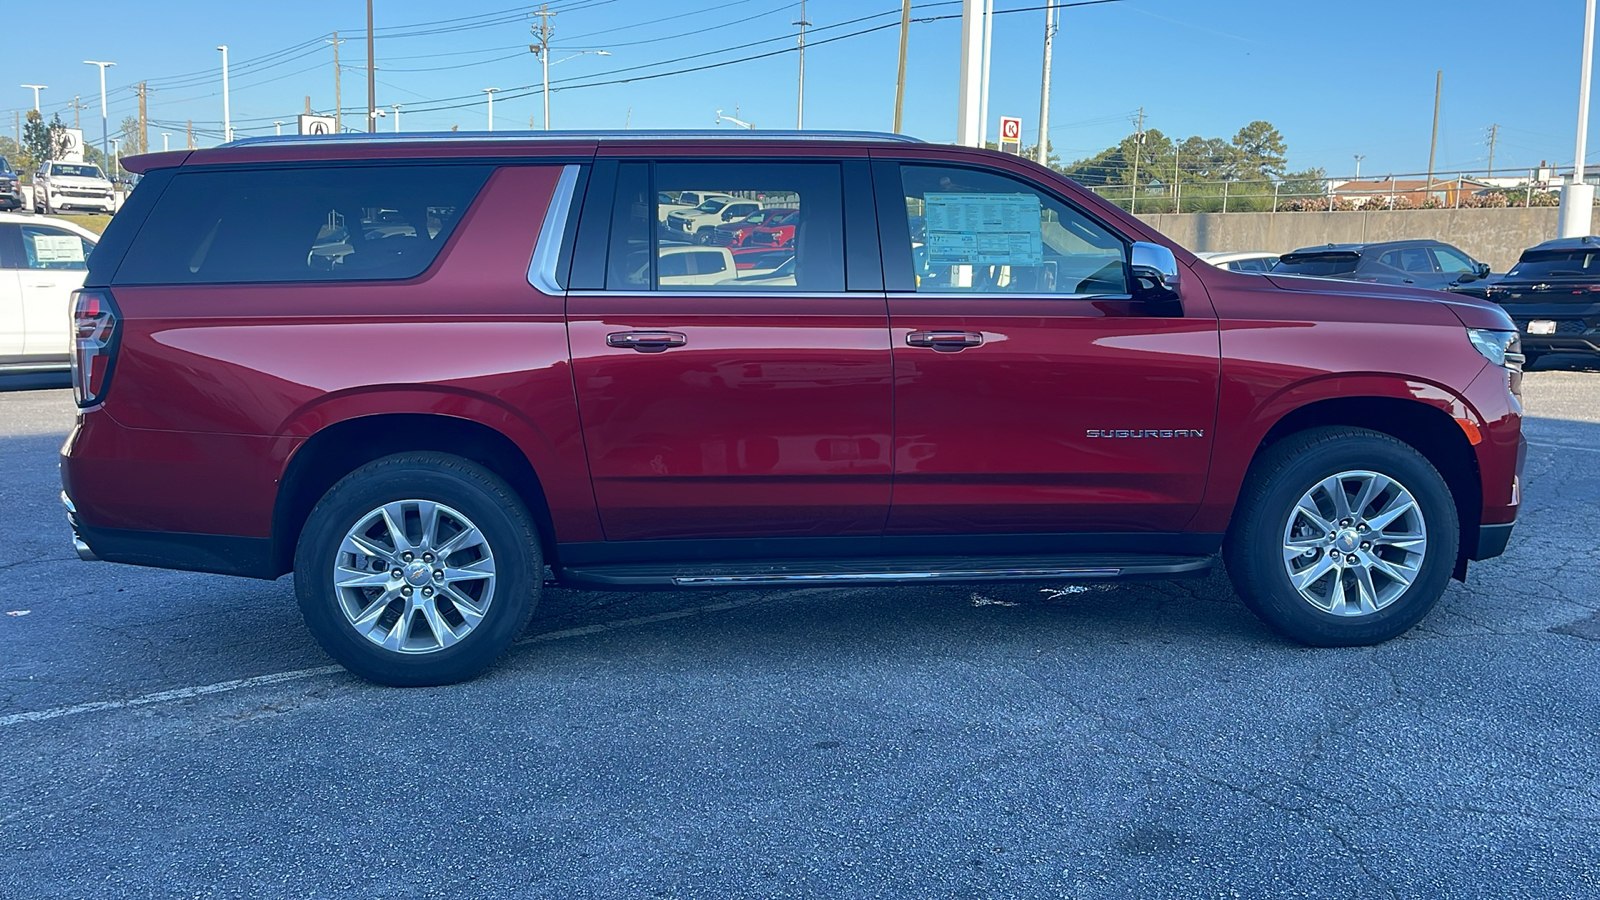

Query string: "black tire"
[[294, 452, 542, 686], [1224, 427, 1458, 647]]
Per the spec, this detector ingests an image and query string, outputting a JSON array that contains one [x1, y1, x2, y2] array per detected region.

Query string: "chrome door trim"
[[527, 163, 581, 296], [671, 567, 1122, 586], [886, 291, 1135, 302]]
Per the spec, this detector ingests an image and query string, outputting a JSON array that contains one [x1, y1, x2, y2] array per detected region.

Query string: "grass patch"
[[72, 214, 114, 234]]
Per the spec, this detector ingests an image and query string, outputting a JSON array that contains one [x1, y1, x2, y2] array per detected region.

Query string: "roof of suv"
[[1284, 239, 1453, 258], [1522, 235, 1600, 254], [122, 129, 925, 174]]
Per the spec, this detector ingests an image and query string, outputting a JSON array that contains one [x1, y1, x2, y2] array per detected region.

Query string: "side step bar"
[[558, 554, 1214, 590]]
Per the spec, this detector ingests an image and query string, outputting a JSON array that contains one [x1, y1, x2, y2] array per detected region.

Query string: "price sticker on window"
[[33, 234, 86, 264]]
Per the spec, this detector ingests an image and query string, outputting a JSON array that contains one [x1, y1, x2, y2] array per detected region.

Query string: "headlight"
[[1467, 328, 1524, 370]]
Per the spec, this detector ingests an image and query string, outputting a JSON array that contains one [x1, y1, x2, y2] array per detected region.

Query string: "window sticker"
[[33, 234, 85, 264], [924, 193, 1044, 266]]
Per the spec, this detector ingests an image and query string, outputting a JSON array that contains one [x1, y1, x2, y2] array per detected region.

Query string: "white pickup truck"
[[32, 161, 116, 215], [662, 195, 762, 243]]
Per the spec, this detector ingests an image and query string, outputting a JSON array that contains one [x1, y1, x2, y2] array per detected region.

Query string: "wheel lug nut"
[[1347, 554, 1360, 564], [422, 587, 432, 597], [433, 570, 444, 581], [1360, 542, 1371, 551], [422, 553, 433, 562], [1357, 524, 1369, 533], [402, 586, 413, 596], [402, 552, 414, 562], [391, 569, 403, 578]]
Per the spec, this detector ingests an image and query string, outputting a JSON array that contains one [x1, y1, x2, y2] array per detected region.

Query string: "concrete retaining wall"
[[1135, 207, 1600, 272]]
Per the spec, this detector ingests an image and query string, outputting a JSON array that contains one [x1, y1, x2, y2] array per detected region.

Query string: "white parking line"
[[0, 593, 776, 729], [1528, 441, 1600, 454]]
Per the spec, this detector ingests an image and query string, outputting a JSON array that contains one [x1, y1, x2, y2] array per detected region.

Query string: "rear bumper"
[[64, 491, 275, 576], [1472, 521, 1516, 560]]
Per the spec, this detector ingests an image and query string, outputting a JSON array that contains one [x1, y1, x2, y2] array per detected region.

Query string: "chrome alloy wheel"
[[1281, 470, 1428, 617], [332, 500, 498, 654]]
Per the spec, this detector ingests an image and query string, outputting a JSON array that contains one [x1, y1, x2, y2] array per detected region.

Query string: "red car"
[[706, 206, 797, 246], [62, 131, 1524, 685], [742, 210, 799, 248]]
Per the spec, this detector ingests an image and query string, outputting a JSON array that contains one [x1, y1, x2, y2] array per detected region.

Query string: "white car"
[[0, 212, 98, 372], [664, 196, 761, 242], [656, 190, 727, 224], [32, 161, 116, 215], [1197, 250, 1279, 273], [655, 245, 737, 286]]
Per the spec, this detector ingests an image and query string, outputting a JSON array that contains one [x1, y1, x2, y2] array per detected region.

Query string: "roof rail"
[[221, 129, 926, 149]]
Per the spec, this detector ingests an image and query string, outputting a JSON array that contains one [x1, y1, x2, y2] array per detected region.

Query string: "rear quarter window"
[[113, 164, 493, 285], [1275, 255, 1361, 277]]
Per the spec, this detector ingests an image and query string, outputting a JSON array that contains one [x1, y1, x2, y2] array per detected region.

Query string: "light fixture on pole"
[[1561, 0, 1598, 238], [483, 88, 499, 131], [20, 84, 46, 111], [716, 109, 755, 129], [216, 46, 232, 142], [82, 61, 114, 170], [391, 104, 402, 133], [1354, 154, 1366, 180]]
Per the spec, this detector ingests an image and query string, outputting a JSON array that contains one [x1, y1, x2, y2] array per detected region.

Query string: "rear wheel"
[[294, 453, 542, 686], [1225, 427, 1458, 646]]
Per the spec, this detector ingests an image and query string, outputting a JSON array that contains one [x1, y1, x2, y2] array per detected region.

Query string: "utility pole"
[[893, 0, 910, 133], [328, 32, 343, 133], [978, 0, 993, 146], [186, 120, 194, 150], [1036, 4, 1058, 165], [956, 0, 982, 146], [305, 96, 312, 115], [531, 4, 556, 130], [136, 82, 147, 156], [366, 0, 377, 133], [795, 0, 810, 129], [1486, 124, 1499, 177], [1129, 107, 1144, 213], [20, 84, 46, 111], [1561, 0, 1597, 237], [483, 88, 499, 131], [1426, 70, 1441, 196]]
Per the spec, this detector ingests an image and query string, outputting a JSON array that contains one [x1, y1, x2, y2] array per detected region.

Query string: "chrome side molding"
[[672, 567, 1123, 586]]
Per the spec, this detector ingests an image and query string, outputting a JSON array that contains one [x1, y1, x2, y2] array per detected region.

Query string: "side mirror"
[[1130, 241, 1181, 294], [1477, 262, 1491, 278]]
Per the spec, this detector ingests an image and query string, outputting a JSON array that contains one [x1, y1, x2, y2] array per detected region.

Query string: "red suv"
[[61, 131, 1525, 685]]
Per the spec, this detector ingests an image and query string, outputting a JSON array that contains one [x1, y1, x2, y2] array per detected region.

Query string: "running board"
[[557, 554, 1214, 590]]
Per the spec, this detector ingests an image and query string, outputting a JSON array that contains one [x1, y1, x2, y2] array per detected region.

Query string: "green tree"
[[117, 115, 147, 157], [21, 110, 51, 171], [1231, 120, 1287, 179]]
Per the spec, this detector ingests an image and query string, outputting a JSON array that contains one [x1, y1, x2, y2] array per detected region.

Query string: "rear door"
[[17, 222, 93, 359], [564, 156, 893, 541], [874, 158, 1221, 536]]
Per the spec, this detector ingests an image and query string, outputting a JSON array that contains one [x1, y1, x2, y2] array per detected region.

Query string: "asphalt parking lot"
[[1, 364, 1597, 899]]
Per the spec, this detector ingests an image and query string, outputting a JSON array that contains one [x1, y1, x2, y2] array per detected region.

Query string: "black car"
[[0, 157, 21, 210], [1274, 240, 1494, 293], [1482, 236, 1600, 366]]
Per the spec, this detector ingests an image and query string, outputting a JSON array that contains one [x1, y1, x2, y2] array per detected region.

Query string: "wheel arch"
[[272, 413, 560, 578], [1247, 395, 1482, 579]]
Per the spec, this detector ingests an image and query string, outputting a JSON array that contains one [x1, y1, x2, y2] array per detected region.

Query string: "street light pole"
[[391, 104, 402, 133], [82, 61, 114, 168], [20, 84, 46, 111], [483, 89, 499, 131], [1562, 0, 1598, 237], [1354, 154, 1365, 180], [1036, 5, 1058, 165], [366, 0, 377, 133], [161, 132, 171, 151], [274, 121, 284, 136], [216, 46, 232, 142]]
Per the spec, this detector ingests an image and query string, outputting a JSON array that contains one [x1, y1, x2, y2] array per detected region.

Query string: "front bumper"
[[1497, 301, 1600, 355]]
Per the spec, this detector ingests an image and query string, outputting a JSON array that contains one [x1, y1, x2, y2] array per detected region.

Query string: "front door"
[[876, 160, 1221, 537], [0, 225, 24, 361], [566, 158, 893, 542]]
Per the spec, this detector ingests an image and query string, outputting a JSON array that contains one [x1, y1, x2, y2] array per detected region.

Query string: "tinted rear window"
[[1507, 250, 1600, 280], [1274, 255, 1360, 277], [114, 164, 493, 285]]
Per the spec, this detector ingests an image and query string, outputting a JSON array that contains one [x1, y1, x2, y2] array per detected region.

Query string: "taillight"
[[71, 289, 119, 408]]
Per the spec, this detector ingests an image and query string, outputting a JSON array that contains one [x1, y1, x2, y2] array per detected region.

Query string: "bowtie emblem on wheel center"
[[1335, 529, 1360, 553], [404, 562, 433, 587]]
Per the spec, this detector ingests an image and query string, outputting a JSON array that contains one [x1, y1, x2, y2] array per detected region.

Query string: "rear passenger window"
[[114, 165, 493, 285], [607, 161, 844, 292]]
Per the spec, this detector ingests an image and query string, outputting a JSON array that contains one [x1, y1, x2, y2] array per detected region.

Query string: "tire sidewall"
[[295, 458, 539, 686], [1236, 434, 1459, 646]]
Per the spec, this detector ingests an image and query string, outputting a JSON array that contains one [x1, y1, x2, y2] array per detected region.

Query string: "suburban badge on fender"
[[1086, 429, 1206, 438]]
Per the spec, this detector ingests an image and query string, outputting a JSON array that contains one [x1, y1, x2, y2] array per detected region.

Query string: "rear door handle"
[[606, 331, 688, 353], [905, 330, 983, 352]]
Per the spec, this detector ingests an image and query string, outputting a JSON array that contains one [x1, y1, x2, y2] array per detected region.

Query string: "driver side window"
[[898, 164, 1127, 295]]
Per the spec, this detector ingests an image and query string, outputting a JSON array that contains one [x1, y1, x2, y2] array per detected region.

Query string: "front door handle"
[[607, 331, 688, 353], [905, 330, 983, 352]]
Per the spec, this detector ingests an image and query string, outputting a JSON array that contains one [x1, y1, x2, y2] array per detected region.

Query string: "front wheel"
[[294, 453, 542, 686], [1224, 427, 1458, 647]]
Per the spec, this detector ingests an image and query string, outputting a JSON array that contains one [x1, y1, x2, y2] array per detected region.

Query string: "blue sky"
[[2, 0, 1594, 181]]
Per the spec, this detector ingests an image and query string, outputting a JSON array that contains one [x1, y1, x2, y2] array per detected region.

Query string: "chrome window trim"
[[566, 290, 883, 300], [527, 164, 580, 296], [886, 291, 1135, 302]]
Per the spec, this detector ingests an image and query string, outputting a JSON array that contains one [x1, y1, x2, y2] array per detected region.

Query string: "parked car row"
[[0, 211, 98, 371]]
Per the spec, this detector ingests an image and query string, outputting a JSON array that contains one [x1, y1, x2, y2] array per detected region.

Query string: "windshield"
[[696, 199, 729, 214], [52, 163, 105, 179], [767, 212, 798, 227], [1274, 255, 1361, 277], [0, 157, 12, 174], [1508, 250, 1600, 280]]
